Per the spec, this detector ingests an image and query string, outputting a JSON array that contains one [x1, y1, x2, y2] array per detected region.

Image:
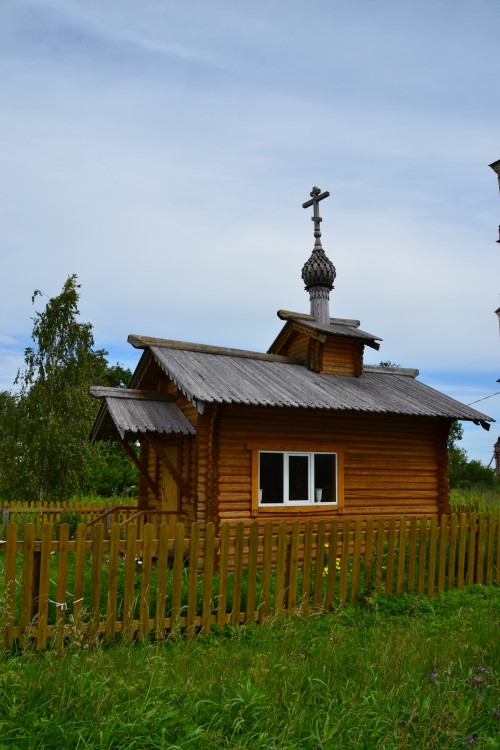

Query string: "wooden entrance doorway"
[[162, 444, 180, 538]]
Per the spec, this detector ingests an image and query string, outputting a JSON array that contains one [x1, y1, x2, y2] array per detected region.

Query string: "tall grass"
[[0, 586, 498, 749], [450, 487, 500, 513]]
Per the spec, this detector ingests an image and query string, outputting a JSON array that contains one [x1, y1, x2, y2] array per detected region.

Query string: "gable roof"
[[268, 310, 382, 352], [128, 335, 493, 425]]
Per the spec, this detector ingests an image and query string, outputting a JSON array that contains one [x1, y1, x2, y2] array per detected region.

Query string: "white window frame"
[[258, 450, 338, 507]]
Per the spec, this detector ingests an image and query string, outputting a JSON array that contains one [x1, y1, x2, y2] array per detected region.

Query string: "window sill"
[[254, 504, 342, 516]]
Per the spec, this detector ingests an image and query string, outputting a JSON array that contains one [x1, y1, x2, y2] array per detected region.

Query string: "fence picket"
[[73, 523, 87, 634], [339, 519, 351, 603], [301, 521, 313, 615], [457, 514, 467, 589], [20, 523, 35, 645], [3, 522, 17, 648], [154, 523, 170, 640], [447, 513, 458, 590], [437, 515, 448, 594], [287, 521, 300, 613], [245, 522, 258, 623], [217, 523, 230, 627], [36, 524, 53, 650], [139, 523, 154, 640], [374, 519, 385, 595], [90, 523, 104, 640], [385, 518, 396, 597], [394, 517, 405, 596], [350, 520, 363, 604], [416, 516, 428, 595], [324, 519, 339, 610], [363, 518, 375, 595], [427, 516, 438, 597], [407, 516, 418, 593], [122, 523, 137, 640], [105, 523, 121, 644], [313, 521, 326, 608], [230, 523, 244, 627], [274, 523, 287, 614], [258, 523, 272, 621], [186, 522, 200, 636], [485, 512, 495, 587], [201, 523, 216, 635], [55, 523, 70, 649], [466, 513, 477, 586], [476, 513, 485, 585]]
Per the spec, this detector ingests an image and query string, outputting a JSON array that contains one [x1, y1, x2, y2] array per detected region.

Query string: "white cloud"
[[1, 0, 500, 463]]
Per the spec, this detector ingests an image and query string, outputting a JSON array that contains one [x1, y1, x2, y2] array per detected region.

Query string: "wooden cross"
[[302, 186, 330, 237]]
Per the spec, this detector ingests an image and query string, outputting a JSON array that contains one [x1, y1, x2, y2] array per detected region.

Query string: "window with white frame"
[[258, 450, 337, 505]]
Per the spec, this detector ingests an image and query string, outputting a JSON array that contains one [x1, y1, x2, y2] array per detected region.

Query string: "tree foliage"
[[0, 275, 137, 501], [447, 420, 497, 489], [375, 367, 495, 489]]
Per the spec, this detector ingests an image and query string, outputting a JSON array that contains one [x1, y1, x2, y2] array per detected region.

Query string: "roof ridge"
[[277, 309, 361, 327], [90, 386, 175, 401], [363, 365, 419, 378], [128, 334, 301, 364]]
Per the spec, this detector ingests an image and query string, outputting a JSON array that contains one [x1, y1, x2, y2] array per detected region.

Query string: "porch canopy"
[[90, 387, 196, 442]]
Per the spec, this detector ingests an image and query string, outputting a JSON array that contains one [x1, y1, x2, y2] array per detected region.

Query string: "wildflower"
[[464, 734, 479, 745], [427, 671, 439, 680], [470, 677, 486, 688], [473, 666, 489, 674]]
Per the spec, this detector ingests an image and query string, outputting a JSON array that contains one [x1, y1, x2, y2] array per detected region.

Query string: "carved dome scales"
[[301, 245, 336, 291]]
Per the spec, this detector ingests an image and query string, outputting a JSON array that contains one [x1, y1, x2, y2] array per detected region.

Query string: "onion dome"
[[301, 245, 336, 291]]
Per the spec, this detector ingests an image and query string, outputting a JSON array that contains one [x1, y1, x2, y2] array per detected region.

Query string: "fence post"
[[2, 508, 9, 540], [31, 549, 42, 621]]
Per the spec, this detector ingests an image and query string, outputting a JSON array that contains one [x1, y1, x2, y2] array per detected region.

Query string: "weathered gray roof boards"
[[270, 311, 382, 350], [139, 342, 493, 423], [90, 387, 196, 441]]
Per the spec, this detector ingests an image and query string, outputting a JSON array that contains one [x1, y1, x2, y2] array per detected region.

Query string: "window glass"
[[259, 452, 284, 504], [288, 454, 310, 501], [258, 450, 338, 506], [314, 453, 336, 503]]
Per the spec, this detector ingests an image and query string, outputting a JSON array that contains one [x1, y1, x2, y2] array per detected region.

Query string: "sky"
[[1, 0, 500, 463]]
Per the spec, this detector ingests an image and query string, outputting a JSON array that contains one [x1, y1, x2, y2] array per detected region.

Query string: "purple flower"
[[464, 735, 479, 746], [473, 666, 489, 674], [427, 671, 439, 680], [470, 676, 487, 688]]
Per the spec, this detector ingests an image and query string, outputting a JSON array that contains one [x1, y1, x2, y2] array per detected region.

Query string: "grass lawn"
[[0, 586, 498, 749]]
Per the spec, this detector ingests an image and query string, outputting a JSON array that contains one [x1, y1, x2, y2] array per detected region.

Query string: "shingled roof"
[[125, 336, 493, 425]]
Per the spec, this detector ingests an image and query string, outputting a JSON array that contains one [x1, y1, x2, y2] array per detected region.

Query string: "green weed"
[[0, 587, 498, 748]]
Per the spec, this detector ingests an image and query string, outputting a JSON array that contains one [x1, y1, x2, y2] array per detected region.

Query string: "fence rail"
[[0, 512, 498, 650], [1, 500, 138, 537]]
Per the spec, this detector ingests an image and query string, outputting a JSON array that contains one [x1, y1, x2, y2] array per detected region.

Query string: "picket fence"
[[0, 512, 499, 650]]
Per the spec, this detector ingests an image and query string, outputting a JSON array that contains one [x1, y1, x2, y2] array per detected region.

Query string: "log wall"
[[210, 405, 451, 531], [321, 337, 363, 376]]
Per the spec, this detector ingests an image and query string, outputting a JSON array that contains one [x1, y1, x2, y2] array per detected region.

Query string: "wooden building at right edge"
[[91, 187, 494, 536]]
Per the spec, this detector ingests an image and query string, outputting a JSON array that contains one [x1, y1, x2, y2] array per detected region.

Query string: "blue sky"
[[1, 0, 500, 462]]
